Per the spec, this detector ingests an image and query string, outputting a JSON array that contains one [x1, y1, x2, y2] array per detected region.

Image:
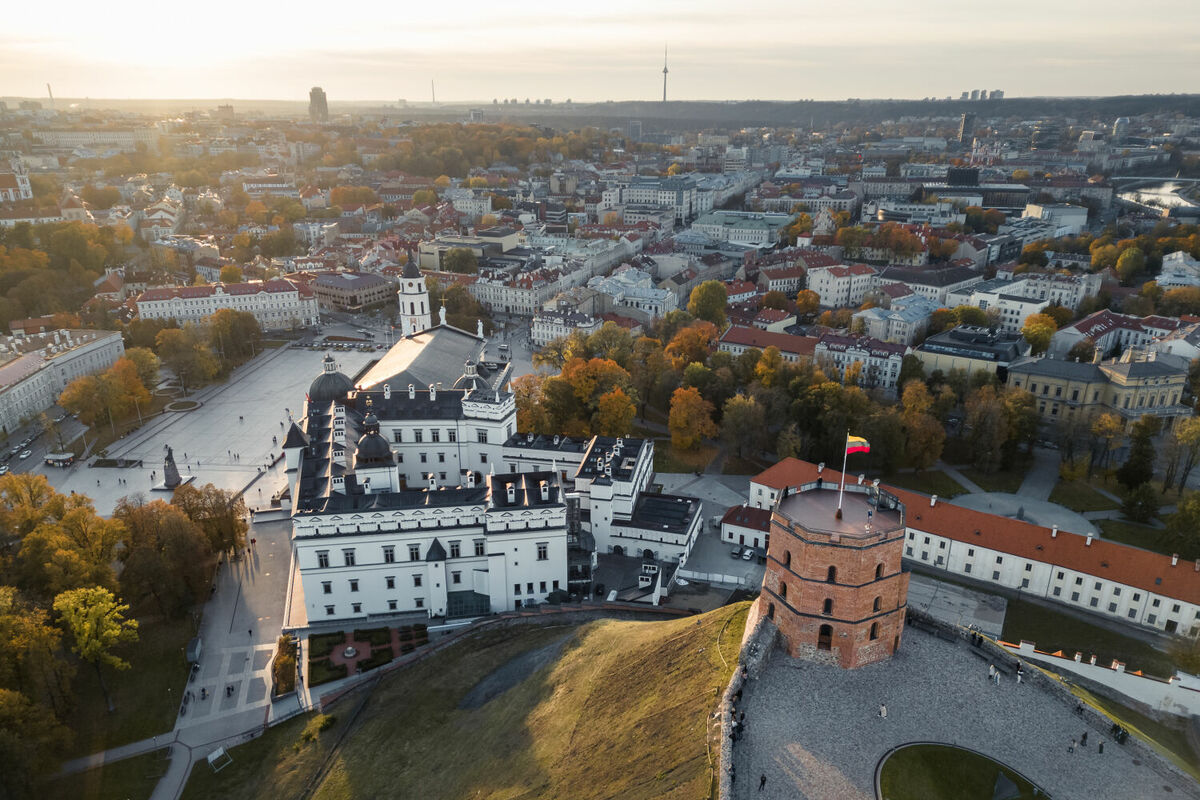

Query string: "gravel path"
[[457, 631, 573, 709], [731, 628, 1199, 800]]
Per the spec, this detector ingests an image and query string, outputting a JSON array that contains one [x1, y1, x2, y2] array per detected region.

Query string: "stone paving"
[[731, 628, 1199, 800]]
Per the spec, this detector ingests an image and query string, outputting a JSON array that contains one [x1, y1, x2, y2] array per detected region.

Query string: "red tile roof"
[[722, 504, 772, 532], [720, 326, 817, 357], [753, 459, 1200, 606]]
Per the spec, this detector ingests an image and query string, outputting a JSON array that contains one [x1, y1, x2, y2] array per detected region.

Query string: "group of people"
[[1068, 730, 1105, 754]]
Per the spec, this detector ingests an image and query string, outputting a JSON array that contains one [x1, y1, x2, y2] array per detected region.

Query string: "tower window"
[[875, 563, 883, 580], [826, 566, 837, 584], [869, 622, 880, 640], [779, 583, 788, 601], [784, 551, 791, 568], [873, 596, 881, 612], [823, 598, 833, 614]]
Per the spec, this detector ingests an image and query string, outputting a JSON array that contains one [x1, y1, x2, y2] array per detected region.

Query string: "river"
[[1117, 180, 1199, 209]]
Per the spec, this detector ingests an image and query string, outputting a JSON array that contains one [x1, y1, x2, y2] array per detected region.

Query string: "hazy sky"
[[3, 0, 1198, 102]]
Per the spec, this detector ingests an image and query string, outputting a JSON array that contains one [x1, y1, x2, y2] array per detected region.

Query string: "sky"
[[3, 0, 1198, 103]]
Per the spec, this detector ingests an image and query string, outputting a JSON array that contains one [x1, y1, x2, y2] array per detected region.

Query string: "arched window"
[[826, 565, 837, 583], [767, 603, 775, 619], [869, 622, 880, 640], [784, 551, 791, 568], [875, 563, 884, 580], [873, 596, 882, 612], [823, 598, 833, 615], [779, 583, 788, 601], [817, 624, 833, 650]]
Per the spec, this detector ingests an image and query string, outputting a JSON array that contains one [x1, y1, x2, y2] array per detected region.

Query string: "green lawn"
[[44, 749, 170, 800], [882, 470, 968, 498], [1001, 598, 1176, 678], [1098, 519, 1198, 561], [307, 657, 349, 687], [653, 441, 718, 474], [1049, 480, 1121, 512], [1073, 686, 1200, 782], [878, 744, 1041, 800], [959, 468, 1026, 494], [68, 614, 195, 757], [185, 603, 749, 800], [307, 632, 346, 659]]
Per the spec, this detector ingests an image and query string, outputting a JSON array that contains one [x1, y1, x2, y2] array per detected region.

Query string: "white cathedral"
[[285, 267, 702, 625]]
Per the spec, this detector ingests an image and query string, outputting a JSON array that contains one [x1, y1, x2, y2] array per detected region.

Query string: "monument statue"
[[164, 446, 182, 489]]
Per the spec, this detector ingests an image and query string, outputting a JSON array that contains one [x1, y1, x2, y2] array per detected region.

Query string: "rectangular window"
[[1173, 604, 1181, 613], [386, 576, 395, 590], [1021, 578, 1030, 588], [477, 429, 488, 444], [1071, 592, 1080, 602], [1024, 563, 1032, 572], [905, 546, 913, 556], [420, 452, 427, 463], [1147, 614, 1156, 625], [553, 580, 560, 590], [514, 583, 521, 595], [1052, 587, 1062, 597], [322, 581, 332, 595], [527, 582, 534, 594], [1094, 582, 1102, 590], [967, 548, 975, 557], [537, 543, 549, 561], [409, 544, 420, 561], [1133, 593, 1140, 601], [540, 581, 547, 593], [1089, 597, 1099, 607], [317, 551, 330, 568], [1108, 602, 1118, 613], [325, 605, 335, 616], [388, 600, 398, 611], [1153, 598, 1161, 608], [450, 541, 461, 559], [393, 430, 403, 443], [438, 453, 445, 463], [415, 598, 424, 609], [938, 541, 946, 549], [413, 574, 423, 587], [343, 549, 356, 567], [1056, 571, 1064, 580], [474, 540, 485, 557], [383, 546, 395, 563], [431, 429, 440, 443], [349, 579, 359, 592], [414, 430, 423, 443], [480, 453, 489, 464], [352, 603, 362, 613], [1075, 577, 1083, 586], [452, 571, 462, 585], [448, 429, 456, 442], [439, 472, 447, 481], [964, 563, 972, 574], [992, 571, 1000, 580], [995, 556, 1003, 565], [1112, 588, 1121, 596], [1128, 609, 1137, 619]]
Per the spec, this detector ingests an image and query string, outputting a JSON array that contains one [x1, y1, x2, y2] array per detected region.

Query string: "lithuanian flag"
[[846, 435, 870, 455]]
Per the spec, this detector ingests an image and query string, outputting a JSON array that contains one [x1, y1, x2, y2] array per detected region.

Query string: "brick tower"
[[758, 472, 909, 668]]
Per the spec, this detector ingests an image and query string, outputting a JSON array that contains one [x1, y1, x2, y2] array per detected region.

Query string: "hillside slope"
[[184, 603, 749, 800]]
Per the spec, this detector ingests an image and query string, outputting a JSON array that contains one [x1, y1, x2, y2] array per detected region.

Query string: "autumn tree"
[[965, 384, 1009, 473], [1089, 412, 1125, 474], [171, 483, 249, 554], [17, 504, 125, 599], [219, 265, 244, 283], [1165, 491, 1200, 559], [442, 247, 478, 274], [668, 387, 716, 451], [687, 281, 727, 329], [329, 185, 379, 207], [1163, 416, 1200, 494], [721, 394, 767, 459], [664, 321, 718, 370], [209, 308, 263, 362], [1021, 313, 1058, 355], [155, 325, 219, 391], [794, 289, 820, 317], [900, 381, 945, 472], [52, 587, 139, 713], [761, 291, 789, 311], [1116, 415, 1160, 491], [123, 347, 161, 391], [115, 498, 212, 618], [0, 688, 72, 798], [592, 388, 636, 437]]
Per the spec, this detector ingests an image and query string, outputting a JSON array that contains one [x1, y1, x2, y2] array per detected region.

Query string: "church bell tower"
[[398, 260, 432, 333]]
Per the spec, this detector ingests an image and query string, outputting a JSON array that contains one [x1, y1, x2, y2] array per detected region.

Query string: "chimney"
[[467, 471, 476, 488], [408, 384, 415, 399], [505, 483, 516, 503], [429, 383, 436, 401], [1085, 533, 1093, 546], [1171, 553, 1179, 566], [428, 473, 437, 490], [540, 481, 549, 502], [1051, 525, 1058, 538], [930, 494, 938, 507]]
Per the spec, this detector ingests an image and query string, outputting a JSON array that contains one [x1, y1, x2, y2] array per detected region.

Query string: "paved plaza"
[[732, 628, 1199, 800], [30, 345, 377, 517]]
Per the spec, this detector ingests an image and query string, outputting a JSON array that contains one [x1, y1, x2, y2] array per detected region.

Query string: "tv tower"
[[662, 46, 669, 103]]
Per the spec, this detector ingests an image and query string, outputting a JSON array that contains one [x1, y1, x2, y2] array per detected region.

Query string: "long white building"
[[0, 330, 124, 435], [135, 279, 319, 330], [750, 460, 1200, 638]]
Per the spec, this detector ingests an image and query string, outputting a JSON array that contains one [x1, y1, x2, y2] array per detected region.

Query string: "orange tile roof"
[[753, 458, 1200, 606]]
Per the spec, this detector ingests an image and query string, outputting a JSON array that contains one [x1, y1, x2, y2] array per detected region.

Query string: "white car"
[[0, 465, 9, 475], [18, 450, 31, 460]]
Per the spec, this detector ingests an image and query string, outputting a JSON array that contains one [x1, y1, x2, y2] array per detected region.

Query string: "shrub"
[[300, 713, 336, 743], [308, 632, 345, 659], [273, 634, 297, 695]]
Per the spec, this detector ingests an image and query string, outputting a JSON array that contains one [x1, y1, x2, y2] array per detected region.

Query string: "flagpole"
[[837, 428, 848, 519]]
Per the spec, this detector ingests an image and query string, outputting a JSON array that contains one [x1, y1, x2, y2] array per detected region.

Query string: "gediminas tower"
[[755, 467, 910, 668]]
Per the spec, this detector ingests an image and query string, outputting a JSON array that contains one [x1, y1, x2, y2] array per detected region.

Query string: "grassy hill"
[[183, 603, 749, 800]]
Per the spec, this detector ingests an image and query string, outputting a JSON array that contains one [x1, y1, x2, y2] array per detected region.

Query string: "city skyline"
[[3, 0, 1199, 103]]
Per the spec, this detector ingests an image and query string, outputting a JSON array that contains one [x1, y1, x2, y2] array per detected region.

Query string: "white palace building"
[[285, 270, 702, 625]]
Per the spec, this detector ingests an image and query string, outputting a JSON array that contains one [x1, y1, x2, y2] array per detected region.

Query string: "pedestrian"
[[1098, 740, 1104, 754], [739, 710, 745, 725], [988, 664, 996, 683], [759, 773, 767, 792], [879, 703, 887, 718], [994, 670, 1001, 685], [1069, 738, 1076, 754], [248, 628, 252, 638], [1080, 731, 1088, 747], [97, 479, 101, 487], [1016, 667, 1024, 684]]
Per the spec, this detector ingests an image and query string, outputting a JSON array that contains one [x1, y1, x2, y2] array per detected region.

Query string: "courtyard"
[[731, 627, 1198, 799]]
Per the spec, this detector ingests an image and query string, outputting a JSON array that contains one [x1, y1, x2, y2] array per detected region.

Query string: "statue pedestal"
[[151, 474, 196, 492]]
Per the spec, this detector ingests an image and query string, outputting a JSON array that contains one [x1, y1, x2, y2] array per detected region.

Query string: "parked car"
[[730, 546, 743, 559], [741, 548, 754, 561], [0, 465, 9, 475], [18, 450, 31, 460]]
